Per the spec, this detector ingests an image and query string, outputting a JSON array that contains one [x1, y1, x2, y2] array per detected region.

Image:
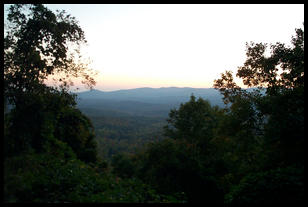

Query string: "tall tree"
[[213, 26, 304, 168], [213, 25, 304, 204], [4, 4, 95, 107], [4, 4, 97, 159]]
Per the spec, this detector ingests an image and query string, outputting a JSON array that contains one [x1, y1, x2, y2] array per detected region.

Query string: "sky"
[[4, 4, 304, 91]]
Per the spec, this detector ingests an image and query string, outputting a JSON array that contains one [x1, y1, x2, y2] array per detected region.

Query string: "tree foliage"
[[3, 4, 97, 161], [214, 26, 304, 168], [132, 138, 223, 203], [163, 95, 222, 159], [4, 4, 95, 102], [225, 165, 304, 204], [212, 25, 304, 203], [4, 152, 170, 203]]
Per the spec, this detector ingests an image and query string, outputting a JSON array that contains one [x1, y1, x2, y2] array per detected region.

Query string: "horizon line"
[[72, 86, 256, 93], [73, 86, 217, 93]]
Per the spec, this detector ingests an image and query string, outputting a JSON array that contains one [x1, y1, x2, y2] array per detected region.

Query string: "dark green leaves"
[[4, 4, 95, 103]]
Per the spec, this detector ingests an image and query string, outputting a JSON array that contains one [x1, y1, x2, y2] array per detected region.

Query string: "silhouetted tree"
[[214, 26, 304, 168], [4, 4, 95, 104], [214, 25, 304, 204], [164, 95, 220, 159], [4, 4, 97, 160]]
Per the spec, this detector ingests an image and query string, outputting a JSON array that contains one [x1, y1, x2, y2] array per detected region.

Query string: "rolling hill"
[[75, 87, 224, 118]]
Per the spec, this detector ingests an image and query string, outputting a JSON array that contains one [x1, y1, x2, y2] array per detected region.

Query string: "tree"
[[55, 107, 97, 163], [163, 95, 220, 158], [3, 4, 97, 159], [4, 4, 96, 104], [4, 86, 76, 156], [156, 96, 225, 202], [133, 138, 223, 203], [213, 26, 304, 204], [213, 26, 304, 168]]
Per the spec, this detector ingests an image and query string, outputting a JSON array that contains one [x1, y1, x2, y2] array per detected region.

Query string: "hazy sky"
[[4, 4, 304, 91]]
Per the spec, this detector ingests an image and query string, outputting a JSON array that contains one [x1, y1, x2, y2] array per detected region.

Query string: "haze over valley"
[[76, 87, 224, 118]]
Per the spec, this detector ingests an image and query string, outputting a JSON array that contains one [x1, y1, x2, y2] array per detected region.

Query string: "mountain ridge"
[[75, 87, 225, 118], [75, 87, 222, 101]]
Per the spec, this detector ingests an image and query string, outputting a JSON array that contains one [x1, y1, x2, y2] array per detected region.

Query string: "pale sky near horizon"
[[4, 4, 304, 91]]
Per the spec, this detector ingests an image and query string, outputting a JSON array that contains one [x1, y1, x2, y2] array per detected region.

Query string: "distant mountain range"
[[75, 87, 225, 118], [76, 87, 224, 105]]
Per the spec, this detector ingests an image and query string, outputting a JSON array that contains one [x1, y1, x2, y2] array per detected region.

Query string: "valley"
[[75, 87, 224, 160]]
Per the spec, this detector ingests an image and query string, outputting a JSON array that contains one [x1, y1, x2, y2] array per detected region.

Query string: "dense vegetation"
[[91, 115, 166, 160], [4, 4, 304, 203]]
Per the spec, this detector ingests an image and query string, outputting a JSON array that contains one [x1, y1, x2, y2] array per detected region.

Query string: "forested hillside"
[[76, 87, 224, 105], [4, 4, 304, 204], [76, 87, 225, 117], [90, 115, 166, 160], [76, 87, 224, 161]]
